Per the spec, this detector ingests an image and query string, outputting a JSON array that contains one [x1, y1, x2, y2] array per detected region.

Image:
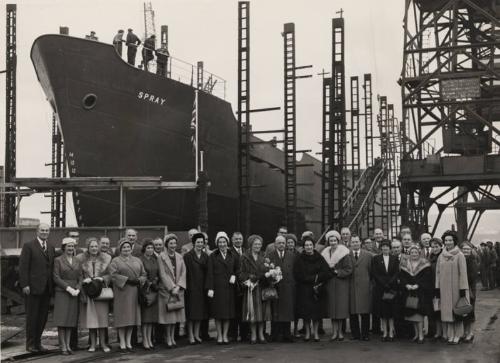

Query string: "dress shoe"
[[37, 346, 49, 352], [27, 347, 40, 353], [337, 336, 344, 342], [61, 350, 70, 356], [362, 336, 370, 341], [350, 336, 360, 341], [313, 338, 320, 343], [250, 340, 257, 345], [417, 338, 424, 344]]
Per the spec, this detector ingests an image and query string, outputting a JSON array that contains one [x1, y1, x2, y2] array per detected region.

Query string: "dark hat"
[[83, 279, 103, 299]]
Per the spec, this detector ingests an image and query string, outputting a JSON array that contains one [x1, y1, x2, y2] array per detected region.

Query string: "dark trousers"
[[481, 267, 490, 288], [127, 47, 137, 66], [271, 322, 292, 341], [157, 62, 167, 77], [489, 268, 497, 288], [25, 288, 50, 349], [350, 314, 370, 339]]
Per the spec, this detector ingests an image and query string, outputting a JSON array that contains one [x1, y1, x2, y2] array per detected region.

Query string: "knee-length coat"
[[436, 246, 469, 322], [268, 249, 295, 322], [399, 258, 433, 318], [158, 251, 187, 324], [53, 255, 83, 327], [109, 255, 147, 327], [140, 254, 160, 323], [349, 249, 373, 315], [371, 254, 400, 318], [205, 249, 239, 319], [183, 249, 209, 320], [239, 252, 268, 322], [294, 250, 331, 320], [321, 245, 353, 319], [77, 252, 111, 329]]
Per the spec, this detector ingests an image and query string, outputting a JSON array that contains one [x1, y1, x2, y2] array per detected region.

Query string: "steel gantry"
[[3, 4, 17, 227], [362, 74, 376, 233], [400, 0, 500, 239], [322, 17, 347, 232]]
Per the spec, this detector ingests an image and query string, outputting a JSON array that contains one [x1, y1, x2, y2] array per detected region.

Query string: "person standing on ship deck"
[[113, 29, 124, 57], [126, 28, 141, 66]]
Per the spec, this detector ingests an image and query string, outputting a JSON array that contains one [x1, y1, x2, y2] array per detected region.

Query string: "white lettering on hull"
[[137, 91, 166, 106]]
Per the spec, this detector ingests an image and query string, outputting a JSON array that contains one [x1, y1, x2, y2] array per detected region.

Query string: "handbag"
[[382, 291, 396, 301], [166, 291, 184, 311], [405, 295, 419, 309], [453, 297, 473, 316], [432, 297, 440, 312], [94, 287, 114, 301], [262, 286, 278, 301]]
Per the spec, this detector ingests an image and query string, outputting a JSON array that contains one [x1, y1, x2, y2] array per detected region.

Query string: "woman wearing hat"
[[53, 237, 82, 355], [294, 236, 331, 342], [436, 230, 469, 345], [206, 231, 239, 344], [428, 238, 444, 340], [109, 238, 147, 351], [239, 234, 268, 344], [371, 239, 399, 342], [183, 232, 209, 344], [158, 234, 187, 348], [78, 237, 112, 352], [140, 239, 160, 350], [399, 244, 433, 343], [284, 233, 301, 338], [321, 230, 353, 341]]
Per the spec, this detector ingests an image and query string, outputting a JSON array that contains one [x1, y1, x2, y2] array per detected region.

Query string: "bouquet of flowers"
[[262, 258, 282, 301]]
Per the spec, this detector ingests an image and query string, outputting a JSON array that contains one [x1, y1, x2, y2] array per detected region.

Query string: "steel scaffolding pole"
[[321, 77, 333, 233], [237, 1, 251, 238], [4, 4, 17, 227], [350, 76, 360, 190], [330, 17, 346, 231], [283, 23, 297, 233]]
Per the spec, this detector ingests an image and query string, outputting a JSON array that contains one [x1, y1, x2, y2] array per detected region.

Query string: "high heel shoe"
[[250, 340, 257, 345], [303, 337, 310, 342], [417, 338, 424, 344], [464, 335, 474, 343], [195, 337, 203, 344]]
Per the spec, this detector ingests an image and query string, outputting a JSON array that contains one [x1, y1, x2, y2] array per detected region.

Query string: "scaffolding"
[[362, 73, 375, 233], [3, 4, 17, 227], [321, 77, 333, 233], [350, 76, 361, 190], [400, 0, 500, 239], [47, 114, 66, 227]]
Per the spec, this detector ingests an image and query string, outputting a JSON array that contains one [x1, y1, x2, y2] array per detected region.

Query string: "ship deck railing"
[[135, 44, 227, 100]]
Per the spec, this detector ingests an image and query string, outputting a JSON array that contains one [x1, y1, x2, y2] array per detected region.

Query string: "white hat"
[[325, 230, 341, 242], [215, 231, 229, 244]]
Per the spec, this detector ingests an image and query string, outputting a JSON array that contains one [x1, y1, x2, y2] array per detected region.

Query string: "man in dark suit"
[[229, 232, 249, 341], [19, 223, 55, 352], [268, 235, 295, 342]]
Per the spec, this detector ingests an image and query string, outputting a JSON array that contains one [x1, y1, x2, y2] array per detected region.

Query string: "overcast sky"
[[0, 0, 498, 240]]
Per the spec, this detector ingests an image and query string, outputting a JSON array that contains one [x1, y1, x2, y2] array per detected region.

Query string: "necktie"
[[280, 252, 284, 260], [222, 253, 226, 260], [355, 251, 358, 260], [42, 241, 47, 252]]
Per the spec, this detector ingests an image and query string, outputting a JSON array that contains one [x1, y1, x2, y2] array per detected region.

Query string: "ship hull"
[[30, 35, 323, 241]]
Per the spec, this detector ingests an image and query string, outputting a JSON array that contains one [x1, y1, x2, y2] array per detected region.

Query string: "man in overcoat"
[[349, 235, 373, 340], [19, 223, 55, 352], [268, 235, 296, 342]]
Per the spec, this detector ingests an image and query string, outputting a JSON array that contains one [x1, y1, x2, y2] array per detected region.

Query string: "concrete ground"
[[2, 288, 499, 363]]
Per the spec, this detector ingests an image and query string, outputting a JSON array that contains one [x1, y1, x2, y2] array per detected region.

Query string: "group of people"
[[111, 29, 169, 76], [19, 223, 494, 355]]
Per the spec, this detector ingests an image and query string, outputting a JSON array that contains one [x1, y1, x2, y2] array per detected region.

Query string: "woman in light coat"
[[78, 237, 111, 352], [109, 238, 147, 351], [321, 230, 353, 341], [53, 237, 82, 355], [436, 230, 469, 345], [158, 234, 187, 348]]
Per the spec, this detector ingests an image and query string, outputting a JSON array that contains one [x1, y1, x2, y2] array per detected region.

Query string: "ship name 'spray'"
[[137, 91, 166, 106]]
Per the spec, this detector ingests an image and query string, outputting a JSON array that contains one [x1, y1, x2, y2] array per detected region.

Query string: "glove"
[[434, 289, 440, 298], [229, 275, 236, 284], [83, 278, 92, 284], [459, 289, 466, 298], [207, 289, 214, 298]]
